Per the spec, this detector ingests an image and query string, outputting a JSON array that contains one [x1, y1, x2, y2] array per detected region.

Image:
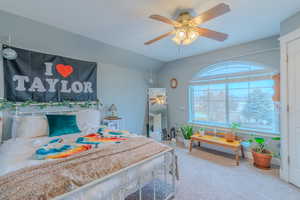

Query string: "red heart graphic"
[[56, 64, 74, 78]]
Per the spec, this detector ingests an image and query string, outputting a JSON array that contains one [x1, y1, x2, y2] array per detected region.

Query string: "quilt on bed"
[[0, 137, 171, 200]]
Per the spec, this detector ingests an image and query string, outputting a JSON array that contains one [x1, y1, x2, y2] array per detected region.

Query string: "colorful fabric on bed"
[[101, 129, 131, 137], [76, 133, 128, 145], [35, 132, 130, 160], [43, 145, 92, 159], [35, 138, 92, 160]]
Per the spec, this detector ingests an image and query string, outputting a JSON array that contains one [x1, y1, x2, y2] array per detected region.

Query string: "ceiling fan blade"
[[191, 3, 230, 26], [144, 31, 174, 45], [150, 15, 181, 27], [195, 27, 228, 41]]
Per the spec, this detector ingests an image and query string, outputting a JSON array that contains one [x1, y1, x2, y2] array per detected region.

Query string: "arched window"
[[189, 61, 279, 134]]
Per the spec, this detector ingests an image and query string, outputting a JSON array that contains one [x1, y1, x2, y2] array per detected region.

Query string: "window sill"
[[188, 121, 280, 138]]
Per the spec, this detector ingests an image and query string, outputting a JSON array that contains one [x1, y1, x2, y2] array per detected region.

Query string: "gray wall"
[[281, 11, 300, 36], [0, 10, 164, 134]]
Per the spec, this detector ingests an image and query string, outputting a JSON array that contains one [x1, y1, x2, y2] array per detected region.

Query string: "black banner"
[[3, 46, 97, 102]]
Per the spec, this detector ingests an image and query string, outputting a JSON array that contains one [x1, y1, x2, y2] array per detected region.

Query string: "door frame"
[[279, 27, 300, 182]]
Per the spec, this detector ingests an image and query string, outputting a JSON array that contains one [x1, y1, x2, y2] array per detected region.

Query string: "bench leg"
[[189, 140, 193, 152], [241, 146, 245, 159], [235, 149, 240, 166]]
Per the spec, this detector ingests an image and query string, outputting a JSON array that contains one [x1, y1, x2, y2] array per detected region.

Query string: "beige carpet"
[[173, 144, 300, 200]]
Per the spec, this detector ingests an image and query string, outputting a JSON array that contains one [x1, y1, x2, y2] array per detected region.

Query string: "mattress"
[[0, 132, 172, 200]]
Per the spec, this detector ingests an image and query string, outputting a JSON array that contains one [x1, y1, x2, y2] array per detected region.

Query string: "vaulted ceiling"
[[0, 0, 300, 62]]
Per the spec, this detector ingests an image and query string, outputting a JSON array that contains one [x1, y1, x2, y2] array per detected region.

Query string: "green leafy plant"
[[246, 136, 280, 156], [199, 127, 205, 132], [230, 122, 240, 133], [181, 125, 194, 140], [0, 99, 102, 111]]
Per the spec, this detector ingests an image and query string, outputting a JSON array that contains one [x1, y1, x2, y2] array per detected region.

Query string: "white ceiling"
[[0, 0, 300, 62]]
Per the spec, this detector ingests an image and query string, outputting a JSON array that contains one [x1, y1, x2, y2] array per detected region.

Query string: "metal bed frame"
[[56, 148, 176, 200], [3, 102, 176, 200]]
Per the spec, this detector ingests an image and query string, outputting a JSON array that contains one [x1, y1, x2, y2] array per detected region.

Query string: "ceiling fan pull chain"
[[177, 45, 182, 57]]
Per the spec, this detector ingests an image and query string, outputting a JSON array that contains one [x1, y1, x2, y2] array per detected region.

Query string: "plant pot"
[[225, 132, 235, 142], [183, 139, 190, 148], [252, 150, 272, 169]]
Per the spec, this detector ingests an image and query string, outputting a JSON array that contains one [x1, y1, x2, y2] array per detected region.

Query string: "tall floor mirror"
[[147, 88, 167, 141]]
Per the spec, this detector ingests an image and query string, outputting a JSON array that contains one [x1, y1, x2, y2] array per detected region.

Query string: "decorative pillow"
[[76, 109, 101, 132], [12, 115, 49, 139], [46, 115, 81, 137]]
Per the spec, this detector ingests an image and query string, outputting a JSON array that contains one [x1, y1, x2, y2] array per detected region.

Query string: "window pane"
[[209, 84, 225, 90], [196, 90, 208, 100], [209, 90, 226, 101], [193, 85, 208, 90], [193, 100, 208, 121], [249, 88, 274, 96], [229, 101, 247, 113], [228, 89, 248, 101], [228, 82, 249, 89], [242, 87, 275, 131], [229, 111, 248, 124], [200, 64, 264, 77], [209, 101, 226, 123], [250, 80, 274, 88]]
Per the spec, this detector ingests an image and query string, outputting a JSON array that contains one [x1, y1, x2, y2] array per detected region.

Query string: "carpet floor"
[[173, 144, 300, 200], [128, 143, 300, 200]]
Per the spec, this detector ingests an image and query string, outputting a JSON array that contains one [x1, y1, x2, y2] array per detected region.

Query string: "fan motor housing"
[[176, 12, 193, 25]]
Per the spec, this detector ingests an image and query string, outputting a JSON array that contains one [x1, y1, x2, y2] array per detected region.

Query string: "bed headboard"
[[1, 101, 102, 142]]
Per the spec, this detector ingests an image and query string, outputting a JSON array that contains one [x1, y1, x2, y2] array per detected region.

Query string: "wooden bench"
[[189, 134, 245, 166]]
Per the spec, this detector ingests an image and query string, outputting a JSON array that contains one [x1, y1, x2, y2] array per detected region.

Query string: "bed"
[[0, 104, 176, 200]]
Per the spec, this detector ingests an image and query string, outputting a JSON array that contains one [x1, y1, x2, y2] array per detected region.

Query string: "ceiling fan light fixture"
[[175, 28, 187, 40], [172, 36, 182, 45], [172, 27, 199, 45], [188, 29, 199, 41]]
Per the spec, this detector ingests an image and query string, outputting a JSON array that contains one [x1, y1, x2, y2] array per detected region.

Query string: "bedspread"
[[0, 137, 171, 200]]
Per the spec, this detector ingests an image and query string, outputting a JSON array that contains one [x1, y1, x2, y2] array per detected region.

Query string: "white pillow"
[[76, 110, 101, 132], [12, 115, 49, 139]]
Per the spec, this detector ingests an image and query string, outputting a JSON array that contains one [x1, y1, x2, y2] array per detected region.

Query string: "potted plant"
[[245, 136, 280, 169], [226, 122, 240, 142], [199, 127, 205, 136], [181, 125, 193, 148]]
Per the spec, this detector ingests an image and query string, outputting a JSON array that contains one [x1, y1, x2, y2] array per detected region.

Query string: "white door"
[[288, 37, 300, 187]]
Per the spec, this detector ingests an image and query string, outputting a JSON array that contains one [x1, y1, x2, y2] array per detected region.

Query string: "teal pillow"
[[46, 115, 81, 137]]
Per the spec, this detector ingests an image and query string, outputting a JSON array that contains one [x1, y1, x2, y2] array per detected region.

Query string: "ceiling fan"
[[144, 3, 230, 45]]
